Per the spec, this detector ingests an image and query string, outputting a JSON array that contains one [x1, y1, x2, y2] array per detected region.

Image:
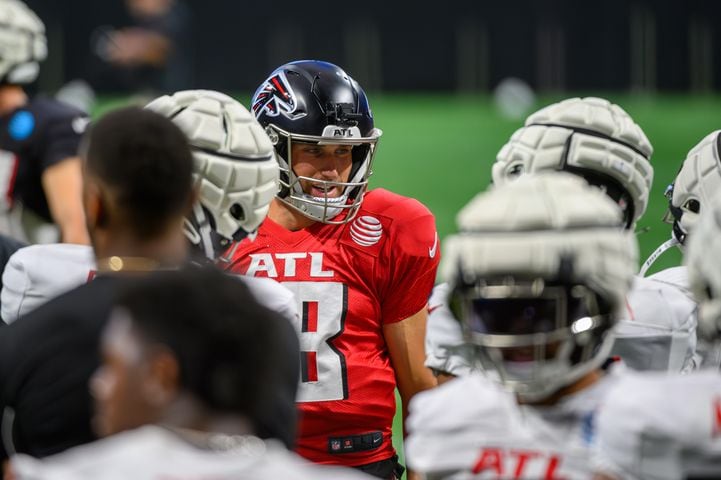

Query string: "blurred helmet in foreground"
[[443, 172, 638, 402]]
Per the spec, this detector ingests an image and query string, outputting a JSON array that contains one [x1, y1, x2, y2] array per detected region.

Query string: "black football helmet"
[[251, 60, 382, 224]]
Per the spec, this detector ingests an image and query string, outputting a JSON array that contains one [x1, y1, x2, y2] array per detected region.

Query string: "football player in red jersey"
[[223, 60, 439, 479]]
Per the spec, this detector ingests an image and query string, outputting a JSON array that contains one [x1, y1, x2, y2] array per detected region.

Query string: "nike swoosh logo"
[[428, 304, 442, 314], [428, 232, 438, 258]]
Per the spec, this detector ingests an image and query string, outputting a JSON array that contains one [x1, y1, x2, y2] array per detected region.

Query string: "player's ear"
[[82, 178, 103, 232]]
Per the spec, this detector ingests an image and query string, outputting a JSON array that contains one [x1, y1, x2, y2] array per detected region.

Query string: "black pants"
[[354, 455, 406, 480]]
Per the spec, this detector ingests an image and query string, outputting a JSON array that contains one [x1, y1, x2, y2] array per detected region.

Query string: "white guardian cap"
[[640, 130, 721, 275], [146, 90, 279, 260], [686, 192, 721, 353], [493, 97, 653, 229], [665, 130, 721, 245], [0, 0, 47, 84]]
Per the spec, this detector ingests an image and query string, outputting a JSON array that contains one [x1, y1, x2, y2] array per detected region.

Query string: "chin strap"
[[183, 203, 216, 261], [216, 241, 241, 265], [639, 237, 680, 277], [185, 204, 252, 264]]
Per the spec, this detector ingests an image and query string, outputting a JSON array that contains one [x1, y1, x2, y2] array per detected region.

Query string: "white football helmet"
[[443, 172, 638, 402], [639, 130, 721, 276], [493, 97, 653, 229], [665, 130, 721, 245], [145, 90, 279, 260], [685, 191, 721, 358], [0, 0, 47, 85]]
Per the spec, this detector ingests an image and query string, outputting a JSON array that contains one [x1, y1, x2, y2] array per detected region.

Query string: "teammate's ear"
[[82, 180, 104, 232]]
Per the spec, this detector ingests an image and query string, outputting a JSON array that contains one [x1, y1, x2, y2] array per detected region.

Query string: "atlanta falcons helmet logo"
[[252, 71, 305, 120]]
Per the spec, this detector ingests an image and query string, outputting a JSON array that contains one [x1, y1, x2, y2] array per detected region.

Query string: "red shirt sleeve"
[[380, 201, 440, 324]]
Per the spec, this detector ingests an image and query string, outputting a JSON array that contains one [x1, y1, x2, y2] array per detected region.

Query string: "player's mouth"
[[309, 182, 342, 198]]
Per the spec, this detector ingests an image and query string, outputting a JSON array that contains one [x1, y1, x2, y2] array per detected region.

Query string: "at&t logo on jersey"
[[350, 215, 383, 247]]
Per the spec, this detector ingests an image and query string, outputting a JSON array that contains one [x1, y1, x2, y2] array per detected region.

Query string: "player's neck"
[[268, 198, 317, 231], [92, 223, 189, 269], [0, 86, 27, 116], [518, 369, 603, 406]]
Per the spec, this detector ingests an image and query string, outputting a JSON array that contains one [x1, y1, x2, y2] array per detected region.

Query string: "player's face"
[[291, 143, 353, 198], [487, 301, 562, 363], [461, 289, 576, 376], [90, 311, 164, 437]]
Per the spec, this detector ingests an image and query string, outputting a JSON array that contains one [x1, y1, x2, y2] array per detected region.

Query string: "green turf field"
[[367, 93, 721, 276], [94, 93, 721, 476]]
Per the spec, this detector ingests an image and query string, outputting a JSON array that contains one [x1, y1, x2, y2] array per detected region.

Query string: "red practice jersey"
[[224, 188, 440, 466]]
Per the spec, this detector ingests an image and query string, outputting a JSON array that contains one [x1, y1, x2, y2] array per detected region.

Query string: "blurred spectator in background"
[[86, 0, 193, 97], [0, 0, 90, 245]]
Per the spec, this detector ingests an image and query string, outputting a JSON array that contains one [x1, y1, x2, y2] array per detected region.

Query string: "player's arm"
[[385, 307, 436, 480], [381, 202, 440, 422], [41, 156, 89, 245], [107, 29, 171, 67], [383, 306, 437, 426]]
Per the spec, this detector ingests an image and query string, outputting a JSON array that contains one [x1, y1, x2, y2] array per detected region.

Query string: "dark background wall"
[[24, 0, 721, 94]]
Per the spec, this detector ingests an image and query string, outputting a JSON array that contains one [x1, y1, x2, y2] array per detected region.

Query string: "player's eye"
[[302, 147, 322, 155], [335, 147, 352, 156]]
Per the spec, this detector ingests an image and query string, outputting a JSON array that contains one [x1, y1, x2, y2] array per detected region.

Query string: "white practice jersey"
[[425, 283, 473, 377], [406, 370, 622, 479], [647, 265, 691, 294], [0, 243, 299, 324], [611, 268, 698, 372], [1, 243, 95, 323], [10, 425, 374, 480], [593, 369, 721, 480]]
